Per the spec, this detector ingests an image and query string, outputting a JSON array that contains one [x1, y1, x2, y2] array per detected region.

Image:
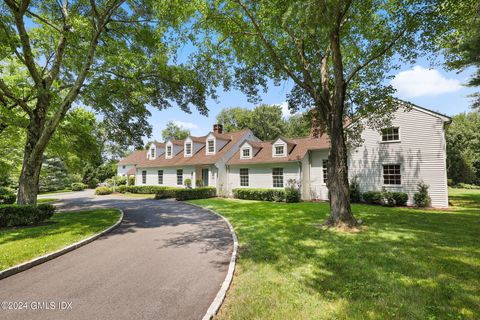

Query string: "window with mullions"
[[142, 170, 147, 184], [158, 170, 163, 184], [381, 127, 399, 142], [240, 168, 249, 186], [383, 164, 401, 185], [272, 168, 284, 188], [322, 159, 328, 184], [177, 169, 183, 185]]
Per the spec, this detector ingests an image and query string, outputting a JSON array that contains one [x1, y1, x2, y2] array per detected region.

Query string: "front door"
[[202, 168, 209, 186]]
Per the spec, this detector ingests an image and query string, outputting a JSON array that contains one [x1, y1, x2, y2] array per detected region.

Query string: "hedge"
[[0, 187, 16, 204], [154, 187, 182, 199], [363, 190, 408, 206], [0, 203, 55, 227], [71, 182, 87, 191], [95, 186, 113, 195], [233, 188, 286, 202], [117, 185, 182, 194], [362, 191, 384, 205], [175, 187, 216, 201]]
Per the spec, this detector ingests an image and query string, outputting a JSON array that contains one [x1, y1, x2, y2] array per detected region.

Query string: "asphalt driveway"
[[0, 190, 233, 320]]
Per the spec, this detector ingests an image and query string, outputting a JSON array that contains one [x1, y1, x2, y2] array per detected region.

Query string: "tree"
[[285, 113, 311, 138], [217, 107, 252, 132], [446, 112, 480, 185], [0, 1, 215, 204], [161, 121, 191, 141], [183, 0, 449, 227]]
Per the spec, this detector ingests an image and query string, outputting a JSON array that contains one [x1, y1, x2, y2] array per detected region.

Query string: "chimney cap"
[[213, 124, 223, 134]]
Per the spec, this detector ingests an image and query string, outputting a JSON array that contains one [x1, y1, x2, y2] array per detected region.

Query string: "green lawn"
[[0, 209, 121, 271], [37, 198, 58, 203], [38, 189, 73, 195], [190, 189, 480, 320], [116, 193, 156, 199]]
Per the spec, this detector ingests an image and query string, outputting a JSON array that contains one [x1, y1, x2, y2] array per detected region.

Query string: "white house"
[[117, 101, 451, 207]]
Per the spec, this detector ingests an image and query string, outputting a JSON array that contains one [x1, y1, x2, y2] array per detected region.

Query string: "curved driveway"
[[0, 190, 232, 320]]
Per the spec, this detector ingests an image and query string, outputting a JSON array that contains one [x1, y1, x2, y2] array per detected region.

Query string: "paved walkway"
[[0, 190, 232, 320]]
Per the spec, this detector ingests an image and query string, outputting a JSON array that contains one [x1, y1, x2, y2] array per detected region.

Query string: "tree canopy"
[[161, 121, 191, 141]]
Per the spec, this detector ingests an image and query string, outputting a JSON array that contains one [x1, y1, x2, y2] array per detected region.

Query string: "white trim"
[[166, 142, 173, 159], [272, 142, 287, 157], [206, 138, 216, 155]]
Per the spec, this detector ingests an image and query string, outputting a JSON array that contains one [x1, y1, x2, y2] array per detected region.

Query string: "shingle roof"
[[130, 129, 250, 168], [228, 135, 330, 165], [117, 150, 146, 165]]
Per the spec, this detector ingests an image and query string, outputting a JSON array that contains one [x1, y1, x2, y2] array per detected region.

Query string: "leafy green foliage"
[[161, 121, 191, 141], [349, 177, 362, 203], [285, 179, 301, 203], [446, 112, 480, 185], [414, 182, 432, 207], [233, 188, 286, 202], [0, 187, 16, 204], [175, 187, 216, 200], [153, 187, 183, 199], [362, 191, 384, 205], [71, 183, 87, 191], [119, 185, 181, 194], [0, 203, 55, 227], [94, 186, 113, 195], [184, 178, 192, 188], [39, 158, 72, 192]]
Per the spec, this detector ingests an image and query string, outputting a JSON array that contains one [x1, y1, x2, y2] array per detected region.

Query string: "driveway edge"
[[186, 202, 238, 320], [0, 208, 124, 281]]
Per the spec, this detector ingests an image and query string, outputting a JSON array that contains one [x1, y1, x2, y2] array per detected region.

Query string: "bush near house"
[[95, 186, 113, 195], [154, 187, 182, 199], [71, 183, 87, 191], [128, 175, 135, 186], [414, 181, 431, 207], [0, 187, 16, 204], [0, 203, 55, 227], [349, 177, 362, 203], [118, 185, 182, 194], [233, 188, 286, 202], [362, 190, 408, 206], [362, 191, 384, 205], [175, 187, 216, 201]]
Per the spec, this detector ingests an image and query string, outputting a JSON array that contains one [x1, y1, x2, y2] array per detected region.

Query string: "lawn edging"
[[187, 202, 239, 320], [0, 208, 124, 280]]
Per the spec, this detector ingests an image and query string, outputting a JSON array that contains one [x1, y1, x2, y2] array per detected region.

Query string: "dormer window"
[[185, 142, 192, 156], [381, 127, 400, 142], [207, 139, 215, 154], [150, 148, 155, 159], [274, 145, 285, 156], [166, 145, 172, 158], [242, 148, 250, 158]]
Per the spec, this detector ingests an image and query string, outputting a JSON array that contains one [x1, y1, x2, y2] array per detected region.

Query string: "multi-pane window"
[[381, 127, 400, 141], [122, 165, 126, 169], [272, 168, 284, 188], [185, 143, 192, 155], [166, 145, 172, 157], [323, 159, 329, 184], [150, 148, 155, 158], [142, 170, 147, 184], [242, 148, 250, 158], [240, 168, 249, 186], [207, 140, 215, 153], [274, 145, 284, 156], [383, 164, 401, 185], [177, 169, 183, 185], [158, 170, 163, 184]]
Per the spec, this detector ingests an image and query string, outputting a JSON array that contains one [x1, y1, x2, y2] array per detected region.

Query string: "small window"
[[274, 145, 285, 156], [383, 164, 401, 185], [166, 145, 172, 157], [150, 148, 155, 158], [207, 140, 215, 153], [158, 170, 163, 184], [242, 148, 250, 158], [240, 168, 249, 186], [381, 127, 399, 142], [272, 168, 284, 188], [322, 159, 328, 184], [185, 143, 192, 155], [142, 170, 147, 184], [122, 165, 126, 169], [177, 169, 183, 185]]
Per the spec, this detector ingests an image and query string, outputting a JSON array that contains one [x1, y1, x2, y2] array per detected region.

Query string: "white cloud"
[[391, 66, 462, 98], [280, 101, 297, 118], [172, 120, 199, 130]]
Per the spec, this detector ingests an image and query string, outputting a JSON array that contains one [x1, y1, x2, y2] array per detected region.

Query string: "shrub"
[[0, 203, 55, 227], [454, 183, 480, 189], [349, 177, 362, 203], [285, 179, 301, 203], [120, 185, 182, 194], [117, 185, 128, 193], [95, 186, 113, 195], [447, 178, 454, 186], [128, 175, 135, 186], [106, 176, 127, 187], [154, 187, 181, 199], [0, 187, 16, 204], [414, 181, 431, 207], [175, 187, 216, 201], [362, 191, 383, 205], [392, 192, 408, 206], [383, 190, 396, 207], [71, 183, 86, 191], [184, 179, 192, 188], [233, 188, 286, 202], [195, 179, 204, 187], [87, 178, 99, 189]]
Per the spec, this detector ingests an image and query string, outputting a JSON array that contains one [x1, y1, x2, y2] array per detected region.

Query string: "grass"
[[0, 209, 121, 271], [116, 193, 156, 199], [189, 189, 480, 320], [38, 189, 72, 195], [37, 198, 58, 203]]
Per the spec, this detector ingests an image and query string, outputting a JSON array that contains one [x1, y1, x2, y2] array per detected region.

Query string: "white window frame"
[[383, 164, 402, 186], [185, 142, 192, 157], [240, 168, 249, 186], [241, 147, 251, 159], [272, 167, 284, 188], [150, 148, 155, 159], [176, 169, 183, 185], [206, 139, 215, 154], [273, 143, 286, 157], [166, 143, 173, 159], [380, 127, 400, 143]]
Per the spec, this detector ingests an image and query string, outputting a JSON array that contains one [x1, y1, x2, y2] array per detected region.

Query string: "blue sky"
[[146, 59, 476, 141]]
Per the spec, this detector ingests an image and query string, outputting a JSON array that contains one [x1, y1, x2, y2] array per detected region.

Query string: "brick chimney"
[[213, 124, 223, 134]]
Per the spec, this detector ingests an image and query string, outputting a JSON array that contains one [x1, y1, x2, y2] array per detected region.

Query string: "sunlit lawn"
[[116, 193, 156, 199], [0, 209, 121, 271], [190, 189, 480, 319], [36, 198, 57, 203]]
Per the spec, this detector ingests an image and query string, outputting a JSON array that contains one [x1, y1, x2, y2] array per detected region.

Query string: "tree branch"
[[0, 78, 33, 116]]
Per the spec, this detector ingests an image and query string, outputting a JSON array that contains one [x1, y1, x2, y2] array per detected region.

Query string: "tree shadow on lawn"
[[202, 199, 480, 319]]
